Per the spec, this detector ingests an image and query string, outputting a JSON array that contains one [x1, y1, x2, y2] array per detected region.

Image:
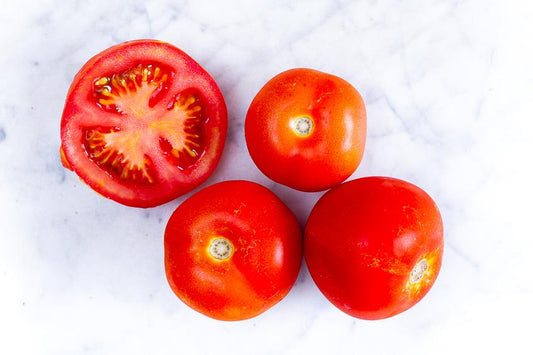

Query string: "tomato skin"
[[304, 177, 444, 320], [245, 68, 366, 192], [60, 40, 227, 207], [164, 180, 303, 321]]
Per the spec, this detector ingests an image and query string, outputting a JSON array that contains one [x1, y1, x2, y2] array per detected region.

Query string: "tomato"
[[60, 40, 227, 207], [244, 68, 366, 192], [164, 180, 303, 321], [304, 177, 443, 320]]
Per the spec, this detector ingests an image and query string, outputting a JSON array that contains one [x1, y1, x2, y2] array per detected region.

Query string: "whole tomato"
[[245, 68, 366, 192], [164, 180, 303, 321], [304, 177, 444, 320]]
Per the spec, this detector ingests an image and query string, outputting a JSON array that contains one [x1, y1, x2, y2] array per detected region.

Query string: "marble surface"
[[1, 0, 532, 354]]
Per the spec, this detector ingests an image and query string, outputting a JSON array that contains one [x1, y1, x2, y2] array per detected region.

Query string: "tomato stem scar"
[[208, 237, 234, 261], [410, 259, 428, 284], [290, 116, 314, 137]]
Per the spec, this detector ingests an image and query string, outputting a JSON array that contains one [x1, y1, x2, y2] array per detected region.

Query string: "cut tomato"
[[60, 40, 227, 207]]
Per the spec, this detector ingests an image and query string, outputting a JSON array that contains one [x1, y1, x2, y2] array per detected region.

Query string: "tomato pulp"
[[245, 68, 366, 192], [164, 180, 303, 321], [304, 177, 444, 320], [60, 40, 227, 207]]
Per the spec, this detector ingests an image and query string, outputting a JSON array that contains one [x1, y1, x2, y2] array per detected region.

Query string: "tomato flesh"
[[60, 40, 227, 207], [164, 180, 303, 321], [304, 177, 444, 320]]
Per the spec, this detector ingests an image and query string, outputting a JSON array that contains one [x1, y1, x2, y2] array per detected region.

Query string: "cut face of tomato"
[[60, 40, 227, 207]]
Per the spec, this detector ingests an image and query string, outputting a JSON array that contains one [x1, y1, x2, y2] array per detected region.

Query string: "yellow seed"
[[142, 166, 153, 183], [171, 148, 181, 158], [113, 77, 125, 93], [142, 68, 149, 82], [184, 146, 197, 157], [110, 77, 120, 91], [99, 99, 114, 106], [111, 154, 122, 167], [99, 149, 114, 164], [185, 139, 200, 148], [95, 77, 109, 86], [93, 148, 107, 158], [93, 149, 106, 158], [185, 96, 196, 107], [119, 79, 130, 94]]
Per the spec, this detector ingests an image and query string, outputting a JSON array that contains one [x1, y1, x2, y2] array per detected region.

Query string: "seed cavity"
[[290, 116, 314, 137], [163, 93, 204, 160], [208, 237, 234, 261], [410, 259, 429, 284], [83, 128, 154, 184]]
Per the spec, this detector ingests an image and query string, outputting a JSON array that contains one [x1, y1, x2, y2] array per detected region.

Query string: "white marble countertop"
[[1, 0, 532, 354]]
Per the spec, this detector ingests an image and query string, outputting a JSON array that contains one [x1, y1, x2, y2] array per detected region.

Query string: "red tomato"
[[60, 40, 227, 207], [164, 180, 303, 321], [304, 177, 444, 320], [245, 68, 366, 192]]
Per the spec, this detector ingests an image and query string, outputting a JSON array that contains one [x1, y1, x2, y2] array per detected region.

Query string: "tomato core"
[[290, 116, 314, 137], [208, 237, 234, 261]]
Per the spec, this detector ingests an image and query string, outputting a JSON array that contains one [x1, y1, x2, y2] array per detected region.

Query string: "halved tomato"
[[60, 40, 227, 207]]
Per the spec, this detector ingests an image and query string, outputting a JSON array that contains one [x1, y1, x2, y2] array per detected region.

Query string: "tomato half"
[[60, 40, 227, 207], [164, 180, 303, 321], [245, 68, 366, 192], [304, 177, 444, 320]]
